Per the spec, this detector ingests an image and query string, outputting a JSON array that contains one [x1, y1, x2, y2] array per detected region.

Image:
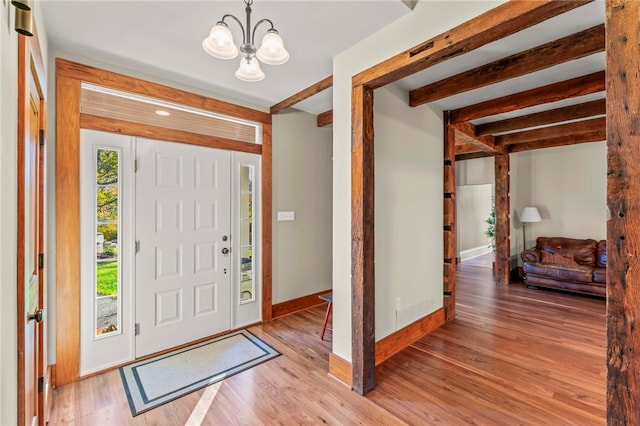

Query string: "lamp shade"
[[256, 30, 289, 65], [520, 207, 542, 223], [202, 23, 238, 60], [235, 57, 265, 82]]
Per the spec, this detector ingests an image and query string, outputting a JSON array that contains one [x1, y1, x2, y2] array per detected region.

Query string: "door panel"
[[19, 56, 43, 426], [135, 138, 231, 357]]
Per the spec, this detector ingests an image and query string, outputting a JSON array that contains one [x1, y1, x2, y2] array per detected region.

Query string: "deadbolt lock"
[[28, 308, 44, 323], [222, 235, 228, 241]]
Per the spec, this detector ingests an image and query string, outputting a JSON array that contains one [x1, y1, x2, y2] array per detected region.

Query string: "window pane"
[[95, 149, 120, 336], [239, 165, 255, 304]]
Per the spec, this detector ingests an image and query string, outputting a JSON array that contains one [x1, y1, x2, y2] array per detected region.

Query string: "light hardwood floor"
[[49, 263, 605, 425]]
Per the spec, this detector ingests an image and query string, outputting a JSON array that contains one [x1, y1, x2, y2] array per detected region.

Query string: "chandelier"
[[202, 0, 289, 82]]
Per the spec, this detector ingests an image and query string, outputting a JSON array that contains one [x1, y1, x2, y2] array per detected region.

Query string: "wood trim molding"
[[55, 72, 82, 387], [329, 308, 446, 387], [317, 110, 333, 127], [450, 71, 605, 123], [270, 76, 333, 114], [56, 59, 271, 125], [375, 308, 446, 366], [328, 353, 353, 387], [409, 24, 604, 107], [272, 289, 332, 319], [352, 0, 590, 89], [606, 3, 640, 422], [55, 59, 274, 385], [261, 123, 273, 323], [80, 114, 262, 154]]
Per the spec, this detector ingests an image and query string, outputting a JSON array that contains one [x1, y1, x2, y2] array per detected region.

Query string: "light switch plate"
[[277, 211, 295, 221]]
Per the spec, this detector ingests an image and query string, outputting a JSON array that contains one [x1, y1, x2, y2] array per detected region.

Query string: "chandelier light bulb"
[[235, 56, 265, 82], [256, 30, 289, 65], [202, 23, 238, 60]]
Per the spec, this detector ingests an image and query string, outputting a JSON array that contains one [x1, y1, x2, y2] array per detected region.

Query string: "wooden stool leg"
[[320, 302, 332, 340]]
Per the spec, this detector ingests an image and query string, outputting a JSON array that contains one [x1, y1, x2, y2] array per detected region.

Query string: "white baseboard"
[[460, 245, 492, 261]]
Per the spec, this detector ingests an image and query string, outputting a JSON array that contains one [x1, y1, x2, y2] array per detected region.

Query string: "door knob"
[[28, 308, 44, 323], [221, 247, 230, 255]]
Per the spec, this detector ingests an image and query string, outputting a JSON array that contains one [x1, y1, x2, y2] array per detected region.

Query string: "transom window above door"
[[80, 83, 262, 144]]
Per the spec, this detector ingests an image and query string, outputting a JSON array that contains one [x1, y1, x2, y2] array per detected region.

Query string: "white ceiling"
[[41, 0, 412, 114], [41, 1, 605, 118]]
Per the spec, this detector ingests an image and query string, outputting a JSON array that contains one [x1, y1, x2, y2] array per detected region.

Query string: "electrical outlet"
[[277, 211, 295, 221], [396, 297, 401, 311]]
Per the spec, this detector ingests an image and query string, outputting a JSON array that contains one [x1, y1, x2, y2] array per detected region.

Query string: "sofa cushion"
[[540, 250, 579, 267], [536, 237, 597, 267], [593, 267, 606, 284], [523, 262, 594, 283], [597, 240, 607, 267]]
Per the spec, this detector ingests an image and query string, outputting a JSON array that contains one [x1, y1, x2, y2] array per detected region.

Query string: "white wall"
[[332, 1, 503, 362], [457, 184, 493, 254], [520, 142, 607, 246], [456, 157, 494, 186], [272, 111, 332, 303], [374, 85, 443, 339], [1, 3, 48, 424]]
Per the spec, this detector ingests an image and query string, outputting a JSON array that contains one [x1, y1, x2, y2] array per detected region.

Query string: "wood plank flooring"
[[48, 263, 605, 425]]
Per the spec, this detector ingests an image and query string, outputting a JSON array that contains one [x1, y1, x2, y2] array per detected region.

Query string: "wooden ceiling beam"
[[352, 0, 591, 89], [452, 121, 506, 154], [508, 129, 606, 153], [456, 151, 494, 161], [455, 142, 483, 154], [317, 109, 333, 127], [476, 98, 605, 136], [495, 116, 605, 146], [270, 75, 333, 114], [450, 71, 605, 123], [410, 24, 604, 107]]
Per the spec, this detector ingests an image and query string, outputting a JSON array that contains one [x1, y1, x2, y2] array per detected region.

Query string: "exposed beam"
[[606, 1, 640, 423], [476, 99, 606, 136], [317, 109, 333, 127], [410, 24, 604, 107], [443, 111, 456, 322], [495, 117, 605, 146], [455, 142, 483, 154], [351, 85, 375, 395], [270, 76, 333, 114], [455, 152, 494, 161], [494, 154, 510, 286], [452, 121, 506, 154], [450, 71, 605, 123], [507, 130, 605, 153], [352, 0, 591, 89]]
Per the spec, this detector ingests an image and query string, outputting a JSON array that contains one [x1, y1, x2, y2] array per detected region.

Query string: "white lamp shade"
[[256, 31, 289, 65], [235, 57, 265, 82], [202, 24, 238, 60], [520, 207, 542, 223]]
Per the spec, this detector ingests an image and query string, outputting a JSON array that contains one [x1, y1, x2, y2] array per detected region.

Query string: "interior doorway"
[[456, 184, 494, 269]]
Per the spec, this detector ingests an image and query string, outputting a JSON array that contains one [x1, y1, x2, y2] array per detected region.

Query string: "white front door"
[[135, 138, 232, 357]]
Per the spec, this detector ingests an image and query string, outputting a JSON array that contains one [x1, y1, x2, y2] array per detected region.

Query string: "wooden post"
[[351, 84, 376, 395], [443, 112, 456, 321], [606, 1, 640, 424], [493, 154, 510, 285]]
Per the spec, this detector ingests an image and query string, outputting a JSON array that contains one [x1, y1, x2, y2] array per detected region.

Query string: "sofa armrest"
[[521, 248, 541, 263]]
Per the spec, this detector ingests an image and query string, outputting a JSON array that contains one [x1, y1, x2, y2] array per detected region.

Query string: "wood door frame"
[[55, 59, 273, 386], [17, 23, 47, 426]]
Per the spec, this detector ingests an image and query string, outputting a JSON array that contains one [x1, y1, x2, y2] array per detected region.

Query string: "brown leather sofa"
[[521, 237, 606, 297]]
